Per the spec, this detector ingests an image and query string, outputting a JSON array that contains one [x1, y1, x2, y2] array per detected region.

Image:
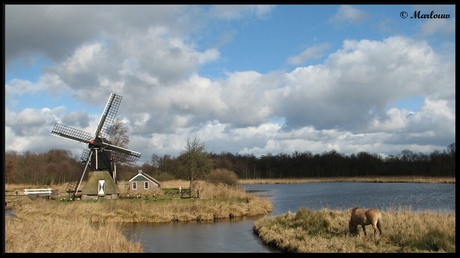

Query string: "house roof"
[[128, 172, 161, 186]]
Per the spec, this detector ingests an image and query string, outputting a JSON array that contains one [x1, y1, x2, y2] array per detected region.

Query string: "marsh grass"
[[6, 182, 272, 223], [5, 177, 454, 253], [5, 181, 272, 253], [5, 214, 144, 253], [253, 207, 455, 253]]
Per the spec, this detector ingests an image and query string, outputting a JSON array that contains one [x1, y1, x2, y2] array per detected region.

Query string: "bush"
[[205, 169, 239, 186]]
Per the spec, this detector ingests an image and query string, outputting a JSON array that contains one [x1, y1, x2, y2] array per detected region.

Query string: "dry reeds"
[[5, 181, 272, 253], [5, 178, 454, 253], [253, 207, 455, 253], [5, 212, 143, 253]]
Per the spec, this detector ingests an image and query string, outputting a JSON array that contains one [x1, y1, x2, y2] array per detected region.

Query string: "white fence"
[[24, 188, 53, 196]]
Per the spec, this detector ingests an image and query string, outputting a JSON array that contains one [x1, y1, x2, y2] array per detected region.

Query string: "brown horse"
[[348, 207, 382, 236]]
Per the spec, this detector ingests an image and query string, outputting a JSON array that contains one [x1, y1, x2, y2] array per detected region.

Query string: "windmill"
[[50, 93, 141, 200]]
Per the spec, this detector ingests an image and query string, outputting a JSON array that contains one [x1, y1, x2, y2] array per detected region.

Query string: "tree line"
[[4, 142, 455, 186]]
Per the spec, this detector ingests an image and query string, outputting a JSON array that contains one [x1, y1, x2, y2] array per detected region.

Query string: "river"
[[123, 182, 455, 253]]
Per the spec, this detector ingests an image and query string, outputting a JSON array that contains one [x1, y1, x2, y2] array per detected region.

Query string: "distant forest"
[[4, 143, 455, 185]]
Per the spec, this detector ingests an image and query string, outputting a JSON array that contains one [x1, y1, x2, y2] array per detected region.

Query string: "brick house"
[[128, 170, 161, 196]]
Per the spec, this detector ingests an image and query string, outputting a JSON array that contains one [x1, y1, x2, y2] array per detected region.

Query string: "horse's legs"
[[372, 224, 377, 236], [361, 225, 367, 235], [377, 220, 382, 235], [371, 221, 382, 236]]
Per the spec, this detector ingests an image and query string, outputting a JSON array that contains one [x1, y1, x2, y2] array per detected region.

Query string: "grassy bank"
[[253, 207, 455, 253], [5, 181, 271, 253], [4, 177, 455, 253], [245, 176, 456, 253], [5, 181, 273, 222], [5, 214, 144, 253]]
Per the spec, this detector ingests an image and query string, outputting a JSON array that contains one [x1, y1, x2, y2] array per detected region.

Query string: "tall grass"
[[6, 183, 272, 223], [5, 209, 143, 252], [253, 207, 455, 253], [5, 181, 272, 253], [5, 178, 454, 253]]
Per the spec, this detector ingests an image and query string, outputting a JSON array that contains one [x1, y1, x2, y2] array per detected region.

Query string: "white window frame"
[[144, 181, 149, 189]]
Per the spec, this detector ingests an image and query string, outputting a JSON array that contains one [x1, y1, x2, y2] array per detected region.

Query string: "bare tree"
[[5, 151, 17, 184], [107, 117, 131, 182], [179, 136, 212, 198], [107, 118, 130, 147]]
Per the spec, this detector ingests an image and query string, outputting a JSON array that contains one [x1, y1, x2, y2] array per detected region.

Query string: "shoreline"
[[238, 176, 455, 185]]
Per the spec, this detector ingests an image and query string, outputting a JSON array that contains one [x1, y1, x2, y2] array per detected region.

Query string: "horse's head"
[[348, 221, 358, 235]]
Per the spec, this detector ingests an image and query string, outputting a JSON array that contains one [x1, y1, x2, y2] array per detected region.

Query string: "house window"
[[144, 182, 149, 189], [132, 182, 137, 190]]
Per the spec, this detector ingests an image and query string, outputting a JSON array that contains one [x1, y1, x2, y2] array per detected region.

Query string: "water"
[[124, 217, 279, 253], [124, 182, 455, 252], [244, 182, 456, 216]]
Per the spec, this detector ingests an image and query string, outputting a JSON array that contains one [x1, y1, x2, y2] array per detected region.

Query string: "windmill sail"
[[51, 123, 93, 144], [95, 93, 122, 139], [65, 149, 92, 196]]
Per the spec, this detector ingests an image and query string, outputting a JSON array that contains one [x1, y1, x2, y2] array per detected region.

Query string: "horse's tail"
[[376, 211, 383, 235]]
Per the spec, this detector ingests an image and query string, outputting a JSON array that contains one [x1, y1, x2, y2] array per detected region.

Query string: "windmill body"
[[50, 93, 141, 200]]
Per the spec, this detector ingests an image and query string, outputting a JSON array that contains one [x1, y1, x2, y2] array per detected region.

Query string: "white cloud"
[[5, 5, 455, 164], [63, 43, 103, 73], [209, 5, 274, 20], [329, 5, 368, 25], [368, 108, 409, 132], [287, 43, 330, 65], [419, 18, 455, 37]]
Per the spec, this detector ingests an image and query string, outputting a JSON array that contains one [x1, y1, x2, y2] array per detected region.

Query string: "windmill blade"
[[66, 148, 92, 198], [100, 142, 141, 165], [95, 93, 122, 139], [51, 123, 92, 144], [89, 138, 141, 160], [73, 149, 93, 198], [112, 149, 141, 165]]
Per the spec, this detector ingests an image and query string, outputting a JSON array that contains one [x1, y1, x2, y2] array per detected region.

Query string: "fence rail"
[[24, 188, 53, 196]]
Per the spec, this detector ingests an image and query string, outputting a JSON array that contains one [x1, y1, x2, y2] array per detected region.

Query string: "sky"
[[4, 5, 456, 165]]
